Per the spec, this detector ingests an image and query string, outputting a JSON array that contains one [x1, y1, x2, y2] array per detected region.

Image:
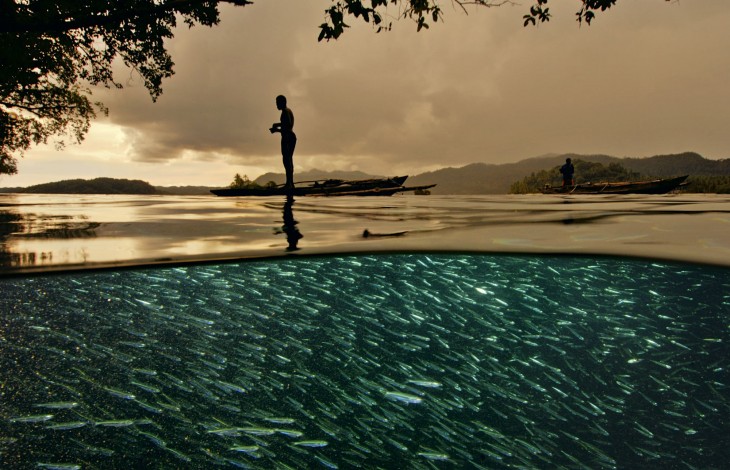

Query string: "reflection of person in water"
[[269, 95, 296, 190], [275, 195, 303, 251]]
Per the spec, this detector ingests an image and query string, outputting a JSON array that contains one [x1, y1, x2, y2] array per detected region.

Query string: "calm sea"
[[1, 194, 729, 468]]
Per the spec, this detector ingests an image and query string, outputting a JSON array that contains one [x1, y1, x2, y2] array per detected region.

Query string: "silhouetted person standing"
[[560, 158, 574, 187], [269, 95, 296, 190]]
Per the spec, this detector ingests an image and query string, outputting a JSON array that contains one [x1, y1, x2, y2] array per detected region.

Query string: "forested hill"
[[0, 178, 216, 195], [563, 152, 730, 178], [408, 152, 730, 194], [18, 178, 158, 194]]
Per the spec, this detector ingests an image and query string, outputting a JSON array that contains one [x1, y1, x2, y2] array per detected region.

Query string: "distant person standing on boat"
[[560, 158, 575, 187], [269, 95, 296, 190]]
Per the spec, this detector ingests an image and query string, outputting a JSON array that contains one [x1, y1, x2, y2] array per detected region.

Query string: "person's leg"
[[283, 156, 293, 188], [282, 137, 296, 188]]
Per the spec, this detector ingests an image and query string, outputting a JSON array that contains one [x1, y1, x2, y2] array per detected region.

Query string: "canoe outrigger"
[[211, 176, 436, 197], [540, 175, 689, 195]]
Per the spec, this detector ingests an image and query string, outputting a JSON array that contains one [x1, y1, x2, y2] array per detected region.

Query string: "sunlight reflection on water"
[[1, 193, 729, 274]]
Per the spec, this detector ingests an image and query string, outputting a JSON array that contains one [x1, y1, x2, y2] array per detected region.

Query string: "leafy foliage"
[[0, 0, 251, 175], [230, 173, 259, 189], [319, 0, 654, 41], [510, 160, 642, 194], [523, 0, 618, 27], [229, 173, 276, 189]]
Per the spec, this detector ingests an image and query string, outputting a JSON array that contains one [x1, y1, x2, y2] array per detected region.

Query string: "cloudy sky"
[[5, 0, 730, 187]]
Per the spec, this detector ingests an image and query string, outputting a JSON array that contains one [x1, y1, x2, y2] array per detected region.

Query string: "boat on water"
[[308, 183, 437, 197], [540, 175, 689, 195], [210, 176, 435, 197]]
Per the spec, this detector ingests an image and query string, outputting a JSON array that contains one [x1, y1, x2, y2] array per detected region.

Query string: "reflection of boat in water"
[[540, 175, 689, 195], [211, 176, 436, 197]]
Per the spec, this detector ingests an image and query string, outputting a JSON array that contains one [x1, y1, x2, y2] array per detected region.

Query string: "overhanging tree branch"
[[0, 0, 253, 34]]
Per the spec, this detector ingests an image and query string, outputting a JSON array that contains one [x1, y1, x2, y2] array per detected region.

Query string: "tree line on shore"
[[509, 160, 730, 194]]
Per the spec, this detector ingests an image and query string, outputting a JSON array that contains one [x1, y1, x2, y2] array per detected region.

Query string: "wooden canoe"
[[310, 184, 437, 197], [540, 175, 689, 195], [211, 176, 409, 197]]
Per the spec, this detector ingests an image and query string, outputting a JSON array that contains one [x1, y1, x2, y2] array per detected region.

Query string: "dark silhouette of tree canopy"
[[0, 0, 251, 176], [1, 0, 665, 176], [318, 0, 647, 40]]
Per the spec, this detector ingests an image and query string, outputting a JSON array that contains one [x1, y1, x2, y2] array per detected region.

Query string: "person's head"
[[566, 158, 572, 164], [276, 95, 287, 110]]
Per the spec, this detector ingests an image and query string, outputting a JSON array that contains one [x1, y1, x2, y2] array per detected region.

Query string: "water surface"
[[1, 193, 729, 274]]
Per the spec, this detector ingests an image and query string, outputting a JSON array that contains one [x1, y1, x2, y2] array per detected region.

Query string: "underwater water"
[[1, 254, 729, 469]]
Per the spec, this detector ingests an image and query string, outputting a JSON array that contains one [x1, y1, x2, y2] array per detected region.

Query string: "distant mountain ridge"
[[1, 152, 727, 195], [408, 152, 730, 194]]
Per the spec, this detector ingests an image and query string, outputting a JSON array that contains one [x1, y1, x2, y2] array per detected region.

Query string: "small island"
[[0, 178, 213, 195], [7, 177, 158, 195]]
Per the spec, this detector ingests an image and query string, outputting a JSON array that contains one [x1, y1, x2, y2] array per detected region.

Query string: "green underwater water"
[[1, 254, 729, 469]]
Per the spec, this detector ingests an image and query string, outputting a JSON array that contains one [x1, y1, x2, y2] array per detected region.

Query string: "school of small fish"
[[1, 254, 728, 468]]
